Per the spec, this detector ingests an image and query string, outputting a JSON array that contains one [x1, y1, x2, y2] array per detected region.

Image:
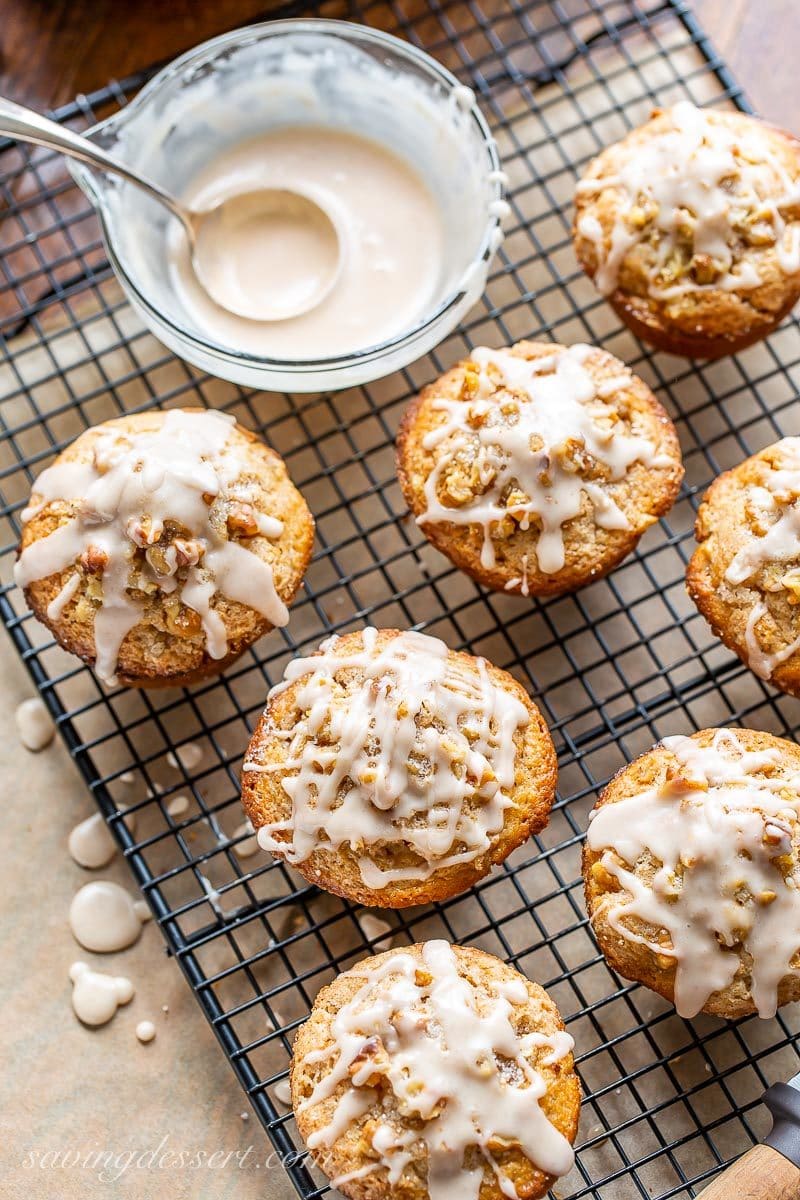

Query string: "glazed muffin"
[[584, 727, 800, 1019], [15, 408, 314, 687], [687, 436, 800, 696], [396, 339, 682, 596], [573, 102, 800, 358], [241, 627, 557, 907], [291, 940, 580, 1200]]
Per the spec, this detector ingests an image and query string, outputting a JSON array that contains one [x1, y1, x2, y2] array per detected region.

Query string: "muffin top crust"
[[575, 102, 800, 300], [242, 627, 556, 904], [585, 727, 800, 1018], [687, 436, 800, 689], [291, 941, 579, 1200], [397, 340, 682, 595], [15, 409, 310, 685]]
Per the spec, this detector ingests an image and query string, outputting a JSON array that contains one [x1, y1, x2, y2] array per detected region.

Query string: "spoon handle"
[[0, 95, 193, 242]]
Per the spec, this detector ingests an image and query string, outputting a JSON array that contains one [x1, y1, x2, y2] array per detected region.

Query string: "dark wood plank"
[[691, 0, 799, 129]]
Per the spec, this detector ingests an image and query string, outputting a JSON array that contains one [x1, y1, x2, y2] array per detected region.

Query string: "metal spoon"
[[0, 96, 342, 322]]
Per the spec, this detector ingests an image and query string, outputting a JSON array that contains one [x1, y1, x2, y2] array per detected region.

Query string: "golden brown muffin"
[[241, 627, 557, 907], [573, 102, 800, 358], [291, 941, 580, 1200], [396, 339, 682, 596], [687, 436, 800, 696], [583, 727, 800, 1019], [15, 408, 314, 687]]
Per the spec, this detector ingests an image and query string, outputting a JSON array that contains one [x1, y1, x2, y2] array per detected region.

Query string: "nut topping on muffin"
[[584, 727, 800, 1019], [15, 409, 313, 686], [574, 103, 800, 356], [291, 942, 579, 1200], [397, 340, 682, 596], [241, 628, 557, 907]]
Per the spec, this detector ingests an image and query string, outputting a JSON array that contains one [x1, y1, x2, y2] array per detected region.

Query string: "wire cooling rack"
[[4, 2, 800, 1197]]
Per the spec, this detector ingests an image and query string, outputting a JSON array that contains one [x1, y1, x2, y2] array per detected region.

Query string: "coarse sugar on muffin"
[[290, 940, 580, 1200], [396, 339, 682, 596], [15, 408, 314, 687], [583, 726, 800, 1019], [573, 102, 800, 358], [240, 627, 557, 907], [687, 436, 800, 696]]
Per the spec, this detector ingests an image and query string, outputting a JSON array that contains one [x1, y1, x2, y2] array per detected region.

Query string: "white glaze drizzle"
[[15, 410, 288, 684], [417, 344, 666, 574], [723, 437, 800, 679], [587, 729, 800, 1017], [247, 629, 530, 889], [298, 941, 574, 1197], [576, 101, 800, 297]]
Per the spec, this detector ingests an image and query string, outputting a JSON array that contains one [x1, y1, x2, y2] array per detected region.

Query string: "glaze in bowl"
[[70, 20, 506, 392]]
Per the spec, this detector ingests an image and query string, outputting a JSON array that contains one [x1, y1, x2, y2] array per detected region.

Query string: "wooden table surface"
[[0, 3, 791, 1199], [0, 1, 794, 127]]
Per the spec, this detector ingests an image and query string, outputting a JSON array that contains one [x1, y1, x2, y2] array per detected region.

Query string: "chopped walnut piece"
[[348, 1036, 390, 1086], [145, 543, 178, 578], [227, 504, 261, 538], [126, 515, 164, 548], [591, 861, 619, 891], [80, 544, 108, 576], [690, 253, 720, 285], [166, 605, 202, 639], [174, 538, 204, 568], [661, 772, 708, 797]]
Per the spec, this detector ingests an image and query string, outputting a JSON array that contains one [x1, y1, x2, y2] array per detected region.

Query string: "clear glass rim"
[[76, 18, 503, 374]]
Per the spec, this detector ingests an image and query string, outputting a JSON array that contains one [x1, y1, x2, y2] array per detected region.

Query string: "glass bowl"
[[70, 19, 506, 392]]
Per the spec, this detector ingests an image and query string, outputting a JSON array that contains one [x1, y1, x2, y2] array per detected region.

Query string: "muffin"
[[573, 102, 800, 358], [396, 340, 682, 596], [241, 627, 557, 907], [687, 436, 800, 695], [14, 408, 314, 686], [291, 940, 580, 1200], [583, 727, 800, 1019]]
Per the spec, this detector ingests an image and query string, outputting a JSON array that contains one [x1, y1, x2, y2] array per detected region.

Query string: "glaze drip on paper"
[[587, 729, 800, 1017], [246, 629, 530, 889], [418, 344, 666, 573], [15, 410, 288, 684], [298, 941, 575, 1197]]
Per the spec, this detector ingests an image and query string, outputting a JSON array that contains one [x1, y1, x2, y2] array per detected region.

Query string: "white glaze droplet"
[[167, 742, 203, 771], [69, 881, 150, 952], [274, 1079, 292, 1107], [135, 1019, 156, 1043], [166, 794, 190, 817], [358, 913, 394, 949], [69, 961, 134, 1026], [233, 819, 260, 858], [15, 697, 55, 751], [68, 812, 117, 869]]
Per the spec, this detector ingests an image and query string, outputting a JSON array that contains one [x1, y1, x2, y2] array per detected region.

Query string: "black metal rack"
[[3, 2, 800, 1197]]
